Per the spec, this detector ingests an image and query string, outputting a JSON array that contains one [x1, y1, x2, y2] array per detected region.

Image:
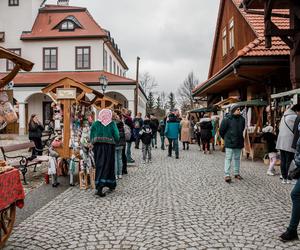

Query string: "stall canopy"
[[234, 99, 268, 107], [190, 107, 218, 113], [0, 46, 34, 88]]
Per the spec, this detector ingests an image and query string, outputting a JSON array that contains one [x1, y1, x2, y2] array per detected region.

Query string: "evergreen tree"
[[168, 92, 176, 111], [146, 92, 155, 114], [156, 96, 162, 110]]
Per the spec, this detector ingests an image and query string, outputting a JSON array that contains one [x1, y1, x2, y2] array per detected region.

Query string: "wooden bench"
[[0, 141, 49, 184]]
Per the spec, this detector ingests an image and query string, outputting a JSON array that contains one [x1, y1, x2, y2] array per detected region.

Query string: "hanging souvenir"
[[3, 102, 18, 124]]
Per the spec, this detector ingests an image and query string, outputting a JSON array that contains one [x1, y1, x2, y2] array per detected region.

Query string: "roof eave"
[[20, 35, 107, 40], [193, 55, 289, 97]]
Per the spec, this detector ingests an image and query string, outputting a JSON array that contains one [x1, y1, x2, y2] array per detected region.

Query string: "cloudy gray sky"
[[48, 0, 220, 93]]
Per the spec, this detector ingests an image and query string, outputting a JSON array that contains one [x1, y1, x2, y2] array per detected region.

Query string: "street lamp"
[[99, 75, 108, 94]]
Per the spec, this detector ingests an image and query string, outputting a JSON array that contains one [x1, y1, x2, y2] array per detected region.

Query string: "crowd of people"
[[27, 103, 300, 243]]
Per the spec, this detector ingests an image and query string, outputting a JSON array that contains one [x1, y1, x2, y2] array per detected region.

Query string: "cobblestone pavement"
[[4, 145, 300, 249]]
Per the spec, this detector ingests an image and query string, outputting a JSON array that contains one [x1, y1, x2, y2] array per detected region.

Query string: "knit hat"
[[230, 103, 240, 114], [262, 125, 273, 133]]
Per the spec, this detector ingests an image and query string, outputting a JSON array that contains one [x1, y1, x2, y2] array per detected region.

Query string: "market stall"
[[41, 77, 120, 187], [0, 46, 33, 248], [0, 167, 25, 248], [234, 99, 268, 160]]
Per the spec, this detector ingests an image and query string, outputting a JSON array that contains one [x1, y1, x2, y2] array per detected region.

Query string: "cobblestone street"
[[4, 145, 300, 250]]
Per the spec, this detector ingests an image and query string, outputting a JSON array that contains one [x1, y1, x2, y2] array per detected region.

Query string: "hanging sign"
[[57, 88, 76, 99]]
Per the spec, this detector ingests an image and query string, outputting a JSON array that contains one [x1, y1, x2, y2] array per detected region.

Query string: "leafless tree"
[[139, 72, 158, 97], [159, 91, 168, 110], [177, 72, 199, 110]]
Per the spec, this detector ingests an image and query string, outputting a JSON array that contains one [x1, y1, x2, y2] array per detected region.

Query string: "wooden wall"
[[209, 0, 257, 77]]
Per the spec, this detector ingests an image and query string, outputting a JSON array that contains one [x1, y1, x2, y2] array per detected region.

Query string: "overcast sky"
[[48, 0, 220, 94]]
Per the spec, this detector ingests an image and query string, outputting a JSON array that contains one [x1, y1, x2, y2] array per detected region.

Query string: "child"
[[48, 145, 60, 187], [262, 125, 278, 176], [139, 115, 153, 164]]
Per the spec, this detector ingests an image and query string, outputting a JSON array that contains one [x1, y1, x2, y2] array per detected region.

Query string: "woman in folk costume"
[[90, 109, 120, 197]]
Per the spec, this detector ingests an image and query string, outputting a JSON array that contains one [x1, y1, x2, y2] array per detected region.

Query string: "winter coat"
[[261, 132, 277, 154], [150, 118, 159, 134], [139, 120, 153, 145], [219, 114, 245, 149], [276, 109, 297, 153], [28, 122, 44, 139], [180, 119, 191, 142], [292, 115, 300, 149], [90, 120, 120, 145], [124, 114, 135, 142], [295, 137, 300, 168], [158, 120, 166, 136], [165, 114, 181, 140], [116, 121, 126, 147], [199, 118, 213, 141]]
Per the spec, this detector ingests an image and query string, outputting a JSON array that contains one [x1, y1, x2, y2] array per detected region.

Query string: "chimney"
[[57, 0, 69, 6]]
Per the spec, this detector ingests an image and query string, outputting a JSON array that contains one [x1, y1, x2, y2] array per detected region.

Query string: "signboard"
[[56, 88, 76, 99]]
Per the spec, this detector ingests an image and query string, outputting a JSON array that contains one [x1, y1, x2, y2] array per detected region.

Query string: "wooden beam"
[[271, 88, 300, 99]]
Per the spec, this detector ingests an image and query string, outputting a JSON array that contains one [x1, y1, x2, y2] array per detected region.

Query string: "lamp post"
[[99, 75, 108, 94], [135, 56, 140, 116]]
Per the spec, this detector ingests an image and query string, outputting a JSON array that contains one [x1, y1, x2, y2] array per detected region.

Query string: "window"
[[103, 50, 108, 71], [60, 21, 75, 31], [113, 61, 116, 74], [109, 56, 112, 73], [117, 65, 119, 75], [222, 28, 227, 56], [229, 18, 235, 49], [76, 47, 90, 69], [8, 0, 19, 6], [120, 69, 122, 77], [6, 49, 21, 71], [43, 48, 57, 70]]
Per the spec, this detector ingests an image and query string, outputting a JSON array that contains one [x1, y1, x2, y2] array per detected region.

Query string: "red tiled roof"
[[0, 71, 136, 86], [194, 0, 290, 94], [233, 0, 290, 56], [21, 5, 107, 40]]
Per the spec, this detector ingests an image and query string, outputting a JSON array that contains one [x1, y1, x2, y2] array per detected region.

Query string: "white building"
[[0, 0, 147, 134]]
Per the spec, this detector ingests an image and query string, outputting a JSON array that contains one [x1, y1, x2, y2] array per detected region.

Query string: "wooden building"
[[193, 0, 291, 106]]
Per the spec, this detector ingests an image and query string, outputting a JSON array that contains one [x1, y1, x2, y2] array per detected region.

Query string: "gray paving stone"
[[3, 146, 300, 249]]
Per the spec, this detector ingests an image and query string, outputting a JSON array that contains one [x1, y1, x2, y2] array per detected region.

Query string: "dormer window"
[[54, 16, 83, 32], [8, 0, 19, 6], [61, 21, 75, 31]]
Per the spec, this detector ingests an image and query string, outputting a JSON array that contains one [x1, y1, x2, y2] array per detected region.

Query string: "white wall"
[[27, 93, 52, 123], [104, 44, 126, 76], [0, 0, 41, 47], [0, 39, 104, 72]]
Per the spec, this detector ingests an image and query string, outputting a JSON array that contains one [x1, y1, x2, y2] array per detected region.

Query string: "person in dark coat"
[[220, 104, 245, 183], [123, 109, 135, 163], [115, 114, 126, 180], [150, 114, 159, 148], [158, 118, 166, 150], [199, 114, 213, 154], [133, 112, 143, 149], [280, 123, 300, 242], [28, 114, 44, 156]]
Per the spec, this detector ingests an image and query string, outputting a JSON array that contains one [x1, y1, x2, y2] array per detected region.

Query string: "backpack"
[[134, 119, 141, 129], [124, 124, 132, 141]]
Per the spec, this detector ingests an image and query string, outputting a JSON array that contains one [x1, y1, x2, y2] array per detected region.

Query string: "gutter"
[[192, 56, 289, 97]]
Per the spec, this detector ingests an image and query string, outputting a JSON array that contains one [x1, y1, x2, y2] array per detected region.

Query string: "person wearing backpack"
[[139, 115, 153, 164], [123, 109, 135, 163], [276, 104, 300, 184], [133, 112, 143, 149]]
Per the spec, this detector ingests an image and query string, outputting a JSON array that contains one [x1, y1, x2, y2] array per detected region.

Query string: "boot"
[[95, 187, 106, 197], [280, 230, 299, 242]]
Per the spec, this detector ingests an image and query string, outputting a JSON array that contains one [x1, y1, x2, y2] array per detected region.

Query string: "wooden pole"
[[135, 56, 140, 116]]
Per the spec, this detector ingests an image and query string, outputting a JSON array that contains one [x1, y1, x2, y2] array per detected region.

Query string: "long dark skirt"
[[93, 143, 116, 190]]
